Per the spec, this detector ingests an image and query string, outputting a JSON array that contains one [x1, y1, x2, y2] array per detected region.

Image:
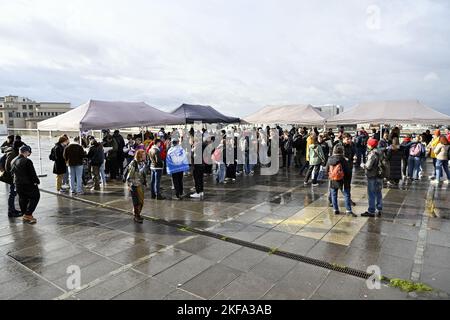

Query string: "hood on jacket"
[[327, 155, 344, 166]]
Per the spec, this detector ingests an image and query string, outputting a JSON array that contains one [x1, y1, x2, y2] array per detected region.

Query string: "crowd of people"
[[1, 125, 449, 224]]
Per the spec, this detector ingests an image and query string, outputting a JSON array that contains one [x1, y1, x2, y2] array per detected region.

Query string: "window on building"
[[0, 120, 3, 124], [22, 112, 27, 118], [28, 105, 33, 110], [9, 120, 14, 126], [28, 105, 33, 108], [22, 105, 27, 109], [16, 112, 21, 118], [29, 112, 33, 117], [0, 112, 2, 117], [8, 112, 13, 118]]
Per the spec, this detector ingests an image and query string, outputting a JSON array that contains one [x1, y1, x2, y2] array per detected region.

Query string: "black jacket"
[[387, 147, 402, 180], [53, 143, 67, 175], [88, 143, 105, 166], [325, 155, 351, 190], [11, 155, 40, 186]]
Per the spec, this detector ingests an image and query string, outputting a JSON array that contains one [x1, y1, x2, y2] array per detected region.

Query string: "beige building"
[[0, 95, 71, 129]]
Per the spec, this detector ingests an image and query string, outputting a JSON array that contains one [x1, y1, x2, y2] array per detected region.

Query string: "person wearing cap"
[[361, 138, 383, 217], [426, 129, 442, 179], [166, 136, 190, 199], [10, 145, 40, 224], [325, 145, 356, 217]]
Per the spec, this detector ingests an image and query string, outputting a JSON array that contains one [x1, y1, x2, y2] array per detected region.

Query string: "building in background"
[[313, 104, 344, 118], [0, 95, 71, 129]]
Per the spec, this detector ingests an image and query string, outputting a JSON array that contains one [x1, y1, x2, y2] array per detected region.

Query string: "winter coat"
[[52, 143, 67, 175], [387, 147, 402, 180], [427, 137, 440, 159], [148, 145, 164, 169], [103, 138, 118, 160], [87, 143, 105, 166], [308, 144, 325, 166], [325, 154, 351, 190], [11, 155, 40, 186], [63, 143, 86, 167], [126, 159, 147, 187], [365, 148, 381, 179], [434, 143, 450, 161], [5, 148, 19, 173]]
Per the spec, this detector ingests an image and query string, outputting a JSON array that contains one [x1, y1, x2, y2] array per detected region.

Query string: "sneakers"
[[151, 194, 156, 199], [328, 202, 333, 208], [190, 193, 202, 198], [304, 182, 309, 186], [346, 211, 358, 217], [312, 183, 319, 187], [249, 171, 254, 176], [444, 180, 450, 184], [90, 187, 100, 191], [361, 212, 375, 218], [377, 211, 382, 217], [22, 215, 37, 224], [156, 194, 166, 200], [134, 215, 143, 224], [334, 210, 340, 215]]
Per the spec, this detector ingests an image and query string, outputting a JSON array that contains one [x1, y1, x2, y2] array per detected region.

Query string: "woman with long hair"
[[126, 149, 148, 223]]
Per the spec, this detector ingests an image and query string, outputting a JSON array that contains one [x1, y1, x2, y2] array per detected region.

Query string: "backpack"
[[122, 160, 138, 183], [211, 148, 222, 163], [409, 143, 421, 157], [329, 163, 344, 181], [49, 146, 57, 161]]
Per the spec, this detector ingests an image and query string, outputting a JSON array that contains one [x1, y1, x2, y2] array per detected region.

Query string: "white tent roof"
[[37, 99, 185, 131], [244, 104, 327, 125], [326, 100, 450, 125]]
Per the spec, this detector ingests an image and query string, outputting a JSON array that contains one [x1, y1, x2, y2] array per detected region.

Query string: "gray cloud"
[[0, 0, 449, 116]]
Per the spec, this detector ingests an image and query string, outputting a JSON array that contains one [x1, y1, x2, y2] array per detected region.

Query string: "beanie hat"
[[19, 145, 32, 153], [367, 138, 378, 149]]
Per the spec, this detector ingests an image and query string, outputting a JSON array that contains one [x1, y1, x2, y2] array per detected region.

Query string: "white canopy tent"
[[326, 100, 450, 125], [35, 99, 185, 176], [244, 104, 327, 125]]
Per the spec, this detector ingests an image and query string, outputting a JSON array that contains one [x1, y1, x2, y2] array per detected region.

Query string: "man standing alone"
[[11, 145, 40, 224]]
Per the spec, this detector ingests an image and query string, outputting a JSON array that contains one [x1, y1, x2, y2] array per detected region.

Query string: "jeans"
[[99, 162, 106, 185], [367, 178, 383, 213], [299, 161, 309, 175], [244, 163, 254, 175], [330, 187, 352, 212], [68, 165, 84, 193], [407, 157, 421, 179], [8, 183, 18, 213], [304, 165, 320, 184], [436, 160, 450, 181], [150, 169, 163, 196], [356, 147, 367, 165], [217, 163, 226, 183]]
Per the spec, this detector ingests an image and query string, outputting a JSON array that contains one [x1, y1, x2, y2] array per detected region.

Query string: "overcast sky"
[[0, 0, 449, 116]]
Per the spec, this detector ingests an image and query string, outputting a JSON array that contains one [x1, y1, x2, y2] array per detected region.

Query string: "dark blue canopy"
[[171, 104, 240, 124]]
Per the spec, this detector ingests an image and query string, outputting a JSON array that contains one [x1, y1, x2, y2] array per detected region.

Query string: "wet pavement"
[[1, 136, 450, 300]]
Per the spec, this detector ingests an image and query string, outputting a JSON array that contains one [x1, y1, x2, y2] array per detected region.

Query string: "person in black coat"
[[10, 145, 40, 224], [387, 138, 403, 186], [87, 139, 105, 191], [51, 135, 69, 192], [325, 146, 356, 216]]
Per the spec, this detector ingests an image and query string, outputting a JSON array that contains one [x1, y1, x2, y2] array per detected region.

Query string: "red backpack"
[[329, 163, 345, 181]]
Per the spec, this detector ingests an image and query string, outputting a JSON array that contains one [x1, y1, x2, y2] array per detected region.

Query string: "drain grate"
[[40, 188, 388, 282]]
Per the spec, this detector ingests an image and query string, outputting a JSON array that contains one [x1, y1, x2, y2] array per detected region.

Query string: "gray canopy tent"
[[171, 104, 241, 124], [36, 99, 185, 175]]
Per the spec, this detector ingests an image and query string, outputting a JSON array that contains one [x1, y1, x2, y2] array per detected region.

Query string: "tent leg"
[[37, 129, 47, 178]]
